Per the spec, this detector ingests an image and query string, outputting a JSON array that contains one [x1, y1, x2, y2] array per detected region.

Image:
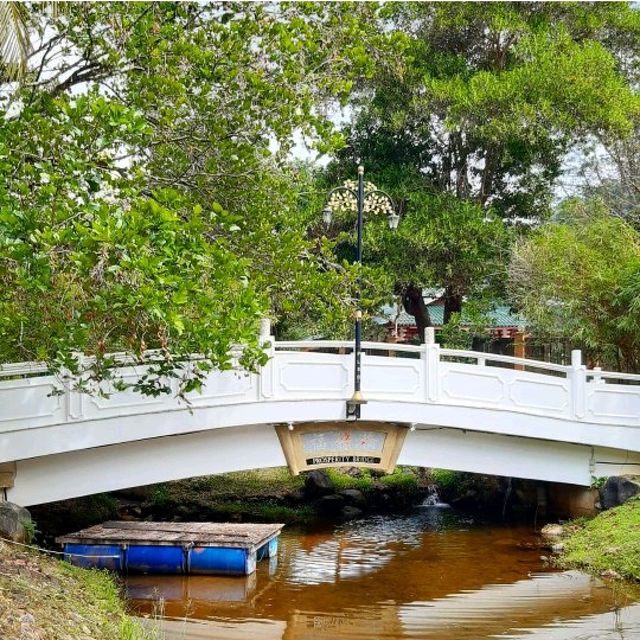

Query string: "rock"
[[540, 555, 549, 562], [304, 470, 333, 498], [20, 613, 35, 625], [285, 488, 306, 504], [340, 467, 363, 478], [450, 490, 479, 511], [339, 489, 366, 507], [540, 523, 564, 539], [316, 494, 344, 515], [0, 501, 32, 543], [600, 476, 640, 510], [341, 506, 363, 520], [600, 568, 622, 580], [118, 513, 138, 522], [604, 546, 621, 555], [550, 542, 565, 553], [369, 484, 392, 509]]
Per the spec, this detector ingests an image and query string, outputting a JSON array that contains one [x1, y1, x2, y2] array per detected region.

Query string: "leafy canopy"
[[0, 2, 382, 394], [326, 2, 640, 339], [510, 200, 640, 371]]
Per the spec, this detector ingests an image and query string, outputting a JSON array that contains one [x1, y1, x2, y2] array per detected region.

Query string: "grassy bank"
[[146, 467, 314, 524], [558, 497, 640, 581], [143, 466, 421, 524], [0, 539, 149, 640]]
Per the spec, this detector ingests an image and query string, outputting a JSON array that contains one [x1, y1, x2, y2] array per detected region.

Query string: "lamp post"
[[322, 164, 399, 420]]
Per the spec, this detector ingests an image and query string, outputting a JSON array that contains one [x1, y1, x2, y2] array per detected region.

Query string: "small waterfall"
[[421, 484, 449, 508]]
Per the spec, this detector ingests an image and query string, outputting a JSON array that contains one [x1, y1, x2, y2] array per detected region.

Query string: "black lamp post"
[[322, 164, 399, 420]]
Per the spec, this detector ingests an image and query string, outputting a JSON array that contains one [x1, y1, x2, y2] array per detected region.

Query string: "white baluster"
[[65, 351, 84, 421], [423, 328, 440, 403], [259, 319, 276, 400], [569, 349, 586, 419]]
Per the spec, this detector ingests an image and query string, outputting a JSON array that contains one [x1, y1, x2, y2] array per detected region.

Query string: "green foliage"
[[325, 466, 418, 494], [149, 485, 171, 510], [21, 518, 36, 544], [328, 2, 640, 330], [367, 193, 513, 298], [0, 3, 385, 390], [347, 2, 639, 218], [379, 468, 418, 492], [510, 199, 640, 371], [325, 468, 375, 493], [438, 312, 489, 350], [430, 469, 466, 493], [560, 497, 640, 581]]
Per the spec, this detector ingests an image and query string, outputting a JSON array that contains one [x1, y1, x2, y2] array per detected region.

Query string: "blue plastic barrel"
[[189, 546, 256, 575], [256, 536, 278, 561], [63, 544, 123, 571], [126, 545, 185, 574]]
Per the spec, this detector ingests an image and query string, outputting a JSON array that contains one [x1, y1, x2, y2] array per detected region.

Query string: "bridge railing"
[[3, 333, 640, 438]]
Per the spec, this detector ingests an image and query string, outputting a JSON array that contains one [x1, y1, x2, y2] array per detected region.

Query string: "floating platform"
[[56, 521, 284, 575]]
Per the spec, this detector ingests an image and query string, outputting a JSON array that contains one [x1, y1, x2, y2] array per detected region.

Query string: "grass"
[[146, 468, 313, 524], [0, 539, 153, 640], [558, 497, 640, 581], [430, 468, 465, 492], [325, 466, 419, 493], [169, 467, 305, 500], [325, 467, 375, 492], [145, 466, 421, 524]]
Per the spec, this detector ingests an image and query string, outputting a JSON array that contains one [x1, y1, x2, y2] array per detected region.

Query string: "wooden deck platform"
[[57, 521, 284, 551], [56, 521, 285, 575]]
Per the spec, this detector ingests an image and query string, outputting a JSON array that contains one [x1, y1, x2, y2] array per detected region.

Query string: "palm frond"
[[0, 1, 30, 80]]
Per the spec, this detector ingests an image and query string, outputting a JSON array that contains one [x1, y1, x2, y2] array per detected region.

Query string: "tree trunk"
[[402, 284, 431, 343], [443, 286, 463, 325]]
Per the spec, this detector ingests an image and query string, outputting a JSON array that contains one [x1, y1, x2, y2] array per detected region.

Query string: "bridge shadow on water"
[[127, 506, 640, 640]]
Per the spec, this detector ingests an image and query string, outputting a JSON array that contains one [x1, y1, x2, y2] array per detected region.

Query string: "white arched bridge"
[[2, 329, 640, 506]]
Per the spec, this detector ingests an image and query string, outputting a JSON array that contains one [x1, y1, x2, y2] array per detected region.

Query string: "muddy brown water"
[[127, 507, 640, 640]]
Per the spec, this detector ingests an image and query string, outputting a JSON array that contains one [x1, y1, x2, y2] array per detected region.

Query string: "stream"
[[127, 505, 640, 639]]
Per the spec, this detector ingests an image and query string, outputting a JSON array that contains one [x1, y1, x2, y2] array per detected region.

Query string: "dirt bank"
[[0, 539, 150, 640]]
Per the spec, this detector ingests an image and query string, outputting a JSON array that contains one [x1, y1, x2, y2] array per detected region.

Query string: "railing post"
[[259, 318, 276, 399], [65, 351, 84, 421], [423, 328, 440, 402], [569, 349, 586, 419]]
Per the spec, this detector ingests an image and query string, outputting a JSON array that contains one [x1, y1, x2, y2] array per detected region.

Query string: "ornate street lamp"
[[322, 164, 399, 420]]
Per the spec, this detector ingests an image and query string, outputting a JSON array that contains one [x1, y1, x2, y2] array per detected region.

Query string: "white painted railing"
[[2, 338, 640, 439]]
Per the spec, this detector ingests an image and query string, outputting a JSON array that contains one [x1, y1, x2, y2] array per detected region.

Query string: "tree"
[[509, 200, 640, 371], [330, 2, 640, 337], [577, 123, 640, 229], [0, 2, 382, 394]]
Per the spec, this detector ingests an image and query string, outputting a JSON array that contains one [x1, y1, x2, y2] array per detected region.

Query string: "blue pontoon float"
[[56, 521, 284, 575]]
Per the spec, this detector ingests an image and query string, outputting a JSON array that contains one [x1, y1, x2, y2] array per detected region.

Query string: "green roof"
[[376, 303, 523, 328]]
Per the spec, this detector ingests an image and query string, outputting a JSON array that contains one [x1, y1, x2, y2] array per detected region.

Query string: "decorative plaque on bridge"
[[275, 422, 408, 475]]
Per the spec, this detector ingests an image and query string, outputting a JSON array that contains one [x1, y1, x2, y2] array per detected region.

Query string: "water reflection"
[[128, 507, 640, 640]]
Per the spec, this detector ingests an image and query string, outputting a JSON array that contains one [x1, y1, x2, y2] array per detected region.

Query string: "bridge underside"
[[7, 423, 640, 506]]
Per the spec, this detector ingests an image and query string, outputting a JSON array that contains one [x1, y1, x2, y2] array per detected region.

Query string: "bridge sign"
[[275, 421, 407, 474]]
